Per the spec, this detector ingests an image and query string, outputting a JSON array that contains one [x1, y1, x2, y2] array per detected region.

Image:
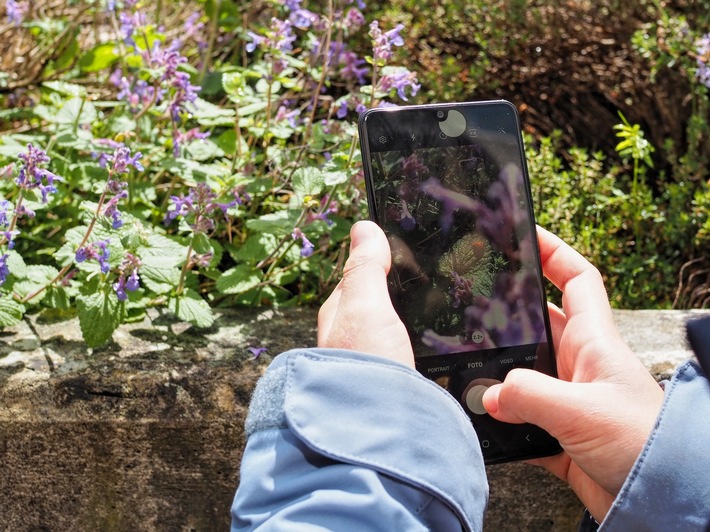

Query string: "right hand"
[[482, 227, 664, 522]]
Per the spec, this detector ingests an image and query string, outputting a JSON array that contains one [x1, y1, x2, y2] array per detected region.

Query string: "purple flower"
[[103, 190, 129, 228], [16, 144, 62, 204], [119, 10, 146, 45], [166, 182, 232, 233], [75, 240, 111, 274], [291, 227, 314, 257], [369, 21, 405, 63], [339, 50, 368, 84], [0, 253, 9, 286], [6, 0, 28, 25], [696, 33, 710, 89], [343, 8, 365, 30], [275, 105, 301, 127], [246, 18, 297, 54], [379, 69, 421, 101], [112, 253, 141, 301], [107, 145, 144, 174], [173, 127, 210, 157], [245, 31, 266, 53], [248, 346, 268, 359], [311, 196, 338, 226], [336, 100, 348, 119]]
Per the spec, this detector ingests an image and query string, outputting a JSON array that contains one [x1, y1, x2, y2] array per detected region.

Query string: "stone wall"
[[1, 308, 707, 531]]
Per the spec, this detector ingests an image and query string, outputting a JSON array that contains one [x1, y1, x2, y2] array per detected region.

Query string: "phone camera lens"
[[436, 110, 445, 119]]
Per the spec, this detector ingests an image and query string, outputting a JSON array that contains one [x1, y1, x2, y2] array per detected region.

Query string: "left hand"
[[318, 221, 414, 368]]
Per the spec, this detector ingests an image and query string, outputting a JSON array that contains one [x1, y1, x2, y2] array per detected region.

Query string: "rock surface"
[[1, 308, 707, 531]]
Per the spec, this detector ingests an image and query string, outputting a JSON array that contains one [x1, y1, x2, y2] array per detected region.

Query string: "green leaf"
[[192, 97, 236, 127], [191, 232, 213, 255], [138, 234, 188, 262], [216, 264, 262, 295], [246, 211, 299, 236], [34, 97, 97, 125], [140, 259, 181, 295], [323, 170, 349, 187], [79, 43, 120, 72], [77, 291, 125, 348], [43, 80, 87, 98], [186, 139, 225, 161], [168, 289, 214, 328], [0, 296, 25, 327], [292, 166, 324, 196]]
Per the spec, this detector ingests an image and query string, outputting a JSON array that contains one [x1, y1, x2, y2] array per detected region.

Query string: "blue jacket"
[[231, 349, 710, 530]]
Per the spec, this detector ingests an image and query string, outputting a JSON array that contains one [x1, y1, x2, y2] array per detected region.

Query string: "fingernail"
[[482, 385, 499, 415], [350, 221, 377, 249]]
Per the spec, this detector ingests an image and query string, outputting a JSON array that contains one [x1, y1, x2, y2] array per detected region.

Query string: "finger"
[[547, 301, 566, 349], [317, 279, 342, 345], [337, 220, 392, 307], [482, 368, 585, 428], [536, 226, 615, 328]]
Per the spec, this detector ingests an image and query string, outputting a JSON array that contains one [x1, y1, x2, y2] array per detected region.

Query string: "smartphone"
[[358, 100, 562, 464]]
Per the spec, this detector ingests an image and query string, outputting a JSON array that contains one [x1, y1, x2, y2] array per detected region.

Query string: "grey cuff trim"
[[244, 364, 287, 436]]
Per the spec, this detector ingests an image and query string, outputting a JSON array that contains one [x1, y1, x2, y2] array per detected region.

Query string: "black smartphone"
[[358, 100, 562, 464]]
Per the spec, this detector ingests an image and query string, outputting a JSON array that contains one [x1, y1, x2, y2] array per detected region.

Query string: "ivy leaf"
[[0, 296, 25, 327], [77, 291, 125, 348], [168, 289, 215, 328], [216, 264, 262, 295]]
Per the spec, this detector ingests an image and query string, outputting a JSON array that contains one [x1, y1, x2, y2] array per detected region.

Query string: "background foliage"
[[0, 0, 709, 346]]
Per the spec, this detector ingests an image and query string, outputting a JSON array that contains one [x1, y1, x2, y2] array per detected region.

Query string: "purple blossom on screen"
[[0, 253, 9, 286], [450, 271, 473, 309], [420, 178, 476, 232], [291, 227, 314, 257], [16, 144, 62, 204], [696, 33, 710, 89], [76, 240, 111, 274], [6, 0, 28, 25]]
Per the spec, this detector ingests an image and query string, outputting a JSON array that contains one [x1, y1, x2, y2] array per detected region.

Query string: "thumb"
[[482, 368, 585, 434]]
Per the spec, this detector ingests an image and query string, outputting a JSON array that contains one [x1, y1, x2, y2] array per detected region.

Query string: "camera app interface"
[[367, 111, 550, 360], [363, 104, 560, 462]]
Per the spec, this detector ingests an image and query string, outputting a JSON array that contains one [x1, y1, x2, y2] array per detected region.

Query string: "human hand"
[[318, 221, 414, 368], [482, 227, 664, 522]]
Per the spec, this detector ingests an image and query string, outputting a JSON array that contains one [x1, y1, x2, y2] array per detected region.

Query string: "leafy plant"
[[0, 0, 421, 346]]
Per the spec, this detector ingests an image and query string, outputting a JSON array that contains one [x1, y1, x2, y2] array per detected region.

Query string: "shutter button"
[[463, 378, 502, 415]]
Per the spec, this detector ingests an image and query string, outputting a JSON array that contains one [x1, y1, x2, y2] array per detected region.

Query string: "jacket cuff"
[[245, 348, 488, 531], [601, 361, 710, 529]]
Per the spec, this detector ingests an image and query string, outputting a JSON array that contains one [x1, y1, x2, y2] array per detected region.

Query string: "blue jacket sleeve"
[[231, 348, 488, 531], [600, 360, 710, 530]]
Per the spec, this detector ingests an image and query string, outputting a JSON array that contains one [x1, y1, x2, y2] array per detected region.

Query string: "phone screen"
[[360, 101, 561, 463]]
